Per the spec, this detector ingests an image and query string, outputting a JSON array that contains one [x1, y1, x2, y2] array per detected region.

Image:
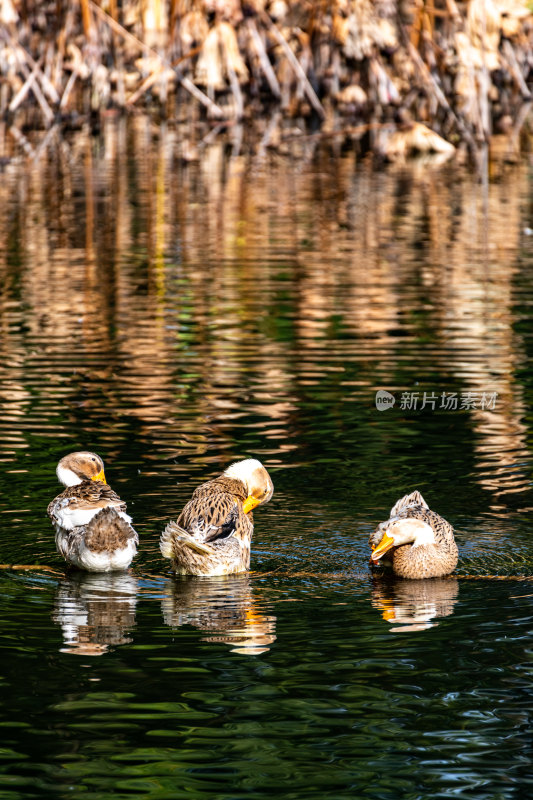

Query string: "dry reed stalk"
[[8, 55, 54, 124], [409, 1, 424, 48], [8, 60, 41, 113], [106, 0, 126, 106], [80, 0, 93, 40], [59, 67, 79, 111], [226, 58, 244, 119], [32, 122, 58, 162], [142, 0, 167, 46], [501, 39, 531, 99], [0, 564, 63, 573], [126, 45, 202, 107], [8, 124, 35, 156], [261, 13, 326, 120], [89, 1, 223, 117], [505, 100, 532, 157], [126, 65, 165, 106], [180, 76, 223, 117], [404, 29, 479, 151], [0, 0, 531, 159], [202, 120, 230, 145], [406, 40, 449, 111], [84, 141, 95, 268], [0, 29, 59, 104], [258, 109, 282, 154], [169, 0, 180, 36], [425, 0, 435, 36], [445, 0, 462, 25], [247, 19, 281, 99], [478, 0, 491, 141]]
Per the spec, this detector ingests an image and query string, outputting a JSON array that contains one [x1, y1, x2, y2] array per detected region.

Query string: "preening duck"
[[159, 458, 274, 576], [369, 490, 458, 579], [47, 451, 138, 572]]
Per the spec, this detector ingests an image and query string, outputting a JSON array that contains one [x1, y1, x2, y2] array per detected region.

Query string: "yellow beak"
[[243, 495, 260, 514], [92, 469, 107, 484], [370, 532, 395, 562]]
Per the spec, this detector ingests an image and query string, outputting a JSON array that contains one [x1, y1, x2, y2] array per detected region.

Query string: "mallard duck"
[[47, 451, 138, 572], [159, 458, 274, 576], [369, 490, 458, 579]]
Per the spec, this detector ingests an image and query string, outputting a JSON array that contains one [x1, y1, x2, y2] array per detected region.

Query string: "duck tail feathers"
[[160, 521, 214, 558], [390, 490, 428, 517], [85, 508, 138, 550]]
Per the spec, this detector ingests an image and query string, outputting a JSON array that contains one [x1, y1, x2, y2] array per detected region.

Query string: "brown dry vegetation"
[[1, 1, 532, 160]]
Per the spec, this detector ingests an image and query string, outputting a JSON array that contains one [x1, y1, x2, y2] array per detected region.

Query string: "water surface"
[[0, 120, 533, 798]]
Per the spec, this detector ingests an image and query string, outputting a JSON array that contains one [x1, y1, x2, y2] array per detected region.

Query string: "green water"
[[1, 119, 533, 798]]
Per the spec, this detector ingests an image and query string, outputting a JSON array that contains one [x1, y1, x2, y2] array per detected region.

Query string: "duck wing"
[[395, 504, 457, 551], [48, 481, 128, 530], [177, 491, 241, 544]]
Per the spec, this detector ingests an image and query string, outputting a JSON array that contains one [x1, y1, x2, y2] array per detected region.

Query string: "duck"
[[159, 458, 274, 576], [47, 451, 138, 572], [369, 490, 458, 579]]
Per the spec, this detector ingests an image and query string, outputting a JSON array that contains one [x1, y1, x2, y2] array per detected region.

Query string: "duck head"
[[56, 451, 107, 487], [371, 517, 435, 563], [223, 459, 274, 514]]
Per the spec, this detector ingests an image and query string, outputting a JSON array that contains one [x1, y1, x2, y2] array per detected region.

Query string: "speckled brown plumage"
[[370, 491, 458, 579], [161, 478, 253, 576], [179, 477, 252, 540], [47, 481, 127, 521], [56, 508, 137, 559], [48, 451, 138, 572], [160, 460, 273, 577], [84, 508, 137, 553]]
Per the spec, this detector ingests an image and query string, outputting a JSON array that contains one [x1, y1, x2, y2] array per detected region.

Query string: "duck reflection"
[[370, 575, 459, 632], [53, 572, 138, 655], [161, 575, 276, 655]]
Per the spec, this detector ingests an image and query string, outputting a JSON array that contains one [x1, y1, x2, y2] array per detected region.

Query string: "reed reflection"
[[370, 575, 459, 632], [161, 575, 276, 654], [0, 117, 532, 510], [432, 172, 530, 505], [52, 572, 138, 655]]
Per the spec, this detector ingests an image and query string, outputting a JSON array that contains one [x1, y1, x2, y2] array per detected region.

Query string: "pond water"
[[1, 118, 533, 799]]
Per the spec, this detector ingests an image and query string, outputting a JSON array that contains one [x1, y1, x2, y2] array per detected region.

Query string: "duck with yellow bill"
[[369, 490, 458, 579], [160, 458, 274, 576], [47, 451, 138, 572]]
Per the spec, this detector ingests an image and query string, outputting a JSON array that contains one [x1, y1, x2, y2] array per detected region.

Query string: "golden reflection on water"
[[161, 575, 277, 655], [370, 576, 460, 633], [51, 570, 276, 656], [0, 116, 531, 502]]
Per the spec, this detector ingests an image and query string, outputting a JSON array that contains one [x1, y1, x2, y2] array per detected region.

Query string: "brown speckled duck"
[[369, 490, 458, 579], [47, 451, 138, 572], [160, 458, 274, 576]]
